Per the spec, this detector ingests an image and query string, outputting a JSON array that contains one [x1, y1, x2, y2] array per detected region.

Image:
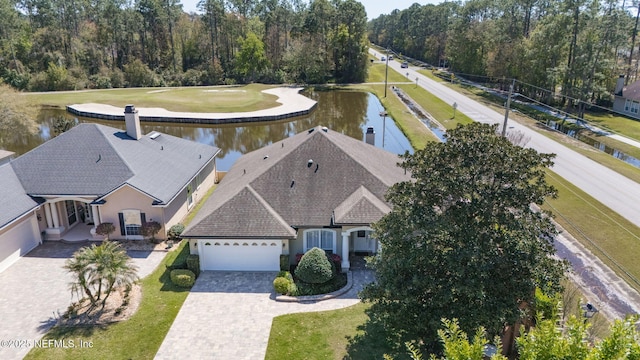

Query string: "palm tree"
[[65, 241, 139, 310]]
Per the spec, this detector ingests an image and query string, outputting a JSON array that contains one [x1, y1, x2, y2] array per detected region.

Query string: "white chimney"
[[365, 127, 375, 146], [124, 104, 142, 140], [614, 74, 625, 96]]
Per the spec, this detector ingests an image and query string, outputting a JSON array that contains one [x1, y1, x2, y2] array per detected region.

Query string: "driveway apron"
[[155, 270, 373, 360]]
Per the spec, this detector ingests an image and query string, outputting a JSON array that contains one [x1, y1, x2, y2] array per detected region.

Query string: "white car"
[[380, 56, 386, 61]]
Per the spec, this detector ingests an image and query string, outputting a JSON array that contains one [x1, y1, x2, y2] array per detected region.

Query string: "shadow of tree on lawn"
[[344, 308, 411, 360]]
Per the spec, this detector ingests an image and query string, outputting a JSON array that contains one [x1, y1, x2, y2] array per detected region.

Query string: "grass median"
[[543, 170, 640, 293]]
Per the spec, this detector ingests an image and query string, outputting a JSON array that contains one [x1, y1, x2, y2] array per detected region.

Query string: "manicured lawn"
[[543, 170, 640, 293], [24, 83, 279, 113], [585, 112, 640, 141], [266, 302, 382, 360]]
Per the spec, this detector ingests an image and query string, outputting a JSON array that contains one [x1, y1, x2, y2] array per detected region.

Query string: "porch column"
[[91, 205, 100, 226], [341, 231, 350, 272], [50, 202, 60, 228], [44, 203, 53, 228]]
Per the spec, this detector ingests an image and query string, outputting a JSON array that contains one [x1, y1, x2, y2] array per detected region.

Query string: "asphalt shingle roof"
[[10, 123, 220, 205], [0, 164, 39, 228], [183, 126, 410, 239]]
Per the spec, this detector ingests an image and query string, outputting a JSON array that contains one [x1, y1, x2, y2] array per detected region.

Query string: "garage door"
[[0, 217, 40, 273], [198, 239, 282, 271]]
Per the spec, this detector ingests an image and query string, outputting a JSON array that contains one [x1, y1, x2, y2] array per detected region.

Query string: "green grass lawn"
[[24, 83, 279, 113], [543, 169, 640, 293], [585, 112, 640, 141], [266, 303, 377, 360]]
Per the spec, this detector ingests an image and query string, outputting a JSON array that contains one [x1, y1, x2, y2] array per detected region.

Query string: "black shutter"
[[118, 213, 125, 235], [141, 213, 146, 224]]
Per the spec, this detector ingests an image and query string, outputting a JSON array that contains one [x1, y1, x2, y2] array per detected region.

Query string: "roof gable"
[[185, 186, 296, 238], [333, 185, 391, 225]]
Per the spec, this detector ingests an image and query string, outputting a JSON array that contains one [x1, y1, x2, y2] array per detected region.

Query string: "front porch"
[[40, 199, 102, 242]]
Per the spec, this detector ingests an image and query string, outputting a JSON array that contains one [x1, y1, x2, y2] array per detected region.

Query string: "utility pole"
[[384, 48, 389, 97], [502, 79, 515, 137]]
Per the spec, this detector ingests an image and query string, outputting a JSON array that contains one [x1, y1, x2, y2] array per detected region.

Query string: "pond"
[[5, 90, 413, 171]]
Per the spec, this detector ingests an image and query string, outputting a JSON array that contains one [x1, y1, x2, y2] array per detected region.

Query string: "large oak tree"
[[361, 123, 567, 352]]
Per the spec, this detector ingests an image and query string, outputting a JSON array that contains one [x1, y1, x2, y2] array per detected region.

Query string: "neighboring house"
[[613, 75, 640, 120], [0, 105, 220, 273], [182, 126, 411, 272]]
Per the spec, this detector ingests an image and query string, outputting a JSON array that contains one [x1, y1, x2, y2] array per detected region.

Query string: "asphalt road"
[[371, 49, 640, 228]]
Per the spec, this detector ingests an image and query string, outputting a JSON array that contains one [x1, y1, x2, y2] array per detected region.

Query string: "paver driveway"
[[0, 242, 166, 360], [155, 270, 374, 359]]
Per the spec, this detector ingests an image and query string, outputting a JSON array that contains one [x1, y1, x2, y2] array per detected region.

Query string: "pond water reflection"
[[5, 90, 413, 171]]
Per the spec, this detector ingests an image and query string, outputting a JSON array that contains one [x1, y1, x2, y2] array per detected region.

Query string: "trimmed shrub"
[[290, 273, 347, 296], [167, 223, 185, 241], [277, 271, 293, 281], [141, 221, 162, 243], [170, 269, 196, 287], [95, 222, 116, 240], [186, 254, 200, 278], [273, 277, 290, 294], [294, 247, 333, 284], [280, 254, 290, 271]]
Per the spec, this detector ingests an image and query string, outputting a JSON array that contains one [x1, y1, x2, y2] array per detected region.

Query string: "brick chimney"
[[614, 74, 625, 96], [124, 104, 142, 140]]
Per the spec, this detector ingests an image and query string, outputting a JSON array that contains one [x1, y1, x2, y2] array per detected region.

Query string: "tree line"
[[0, 0, 368, 91], [368, 0, 638, 111]]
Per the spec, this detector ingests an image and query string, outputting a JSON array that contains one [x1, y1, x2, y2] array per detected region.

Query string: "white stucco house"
[[181, 125, 410, 272], [0, 105, 220, 273]]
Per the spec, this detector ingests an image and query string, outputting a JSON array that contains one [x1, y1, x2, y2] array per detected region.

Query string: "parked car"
[[388, 55, 394, 60], [380, 56, 386, 61], [401, 61, 409, 68]]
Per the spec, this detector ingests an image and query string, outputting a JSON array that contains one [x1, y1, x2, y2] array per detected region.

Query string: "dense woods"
[[0, 0, 368, 90], [369, 0, 638, 110]]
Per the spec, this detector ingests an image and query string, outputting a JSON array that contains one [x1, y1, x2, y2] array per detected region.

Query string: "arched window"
[[303, 229, 336, 254]]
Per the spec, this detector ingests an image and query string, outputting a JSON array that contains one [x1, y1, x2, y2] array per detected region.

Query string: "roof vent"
[[308, 128, 315, 134], [321, 126, 328, 132], [149, 131, 161, 140], [307, 159, 313, 167], [264, 155, 269, 160]]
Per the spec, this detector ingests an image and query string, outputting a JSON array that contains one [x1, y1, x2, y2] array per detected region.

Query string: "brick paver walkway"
[[0, 242, 166, 360], [155, 269, 374, 359]]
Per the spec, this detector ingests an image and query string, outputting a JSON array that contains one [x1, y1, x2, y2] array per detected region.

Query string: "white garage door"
[[198, 239, 282, 271], [0, 217, 40, 273]]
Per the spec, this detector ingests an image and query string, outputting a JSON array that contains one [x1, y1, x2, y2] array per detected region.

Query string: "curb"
[[275, 271, 353, 303]]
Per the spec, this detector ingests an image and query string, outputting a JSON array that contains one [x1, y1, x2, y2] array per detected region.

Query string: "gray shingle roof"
[[333, 185, 391, 225], [623, 80, 640, 101], [183, 126, 410, 239], [0, 163, 39, 228], [10, 123, 220, 205]]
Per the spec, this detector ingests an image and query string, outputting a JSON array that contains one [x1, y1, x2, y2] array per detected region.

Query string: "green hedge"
[[170, 269, 196, 287], [186, 254, 200, 278], [273, 277, 291, 294], [280, 254, 290, 271]]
